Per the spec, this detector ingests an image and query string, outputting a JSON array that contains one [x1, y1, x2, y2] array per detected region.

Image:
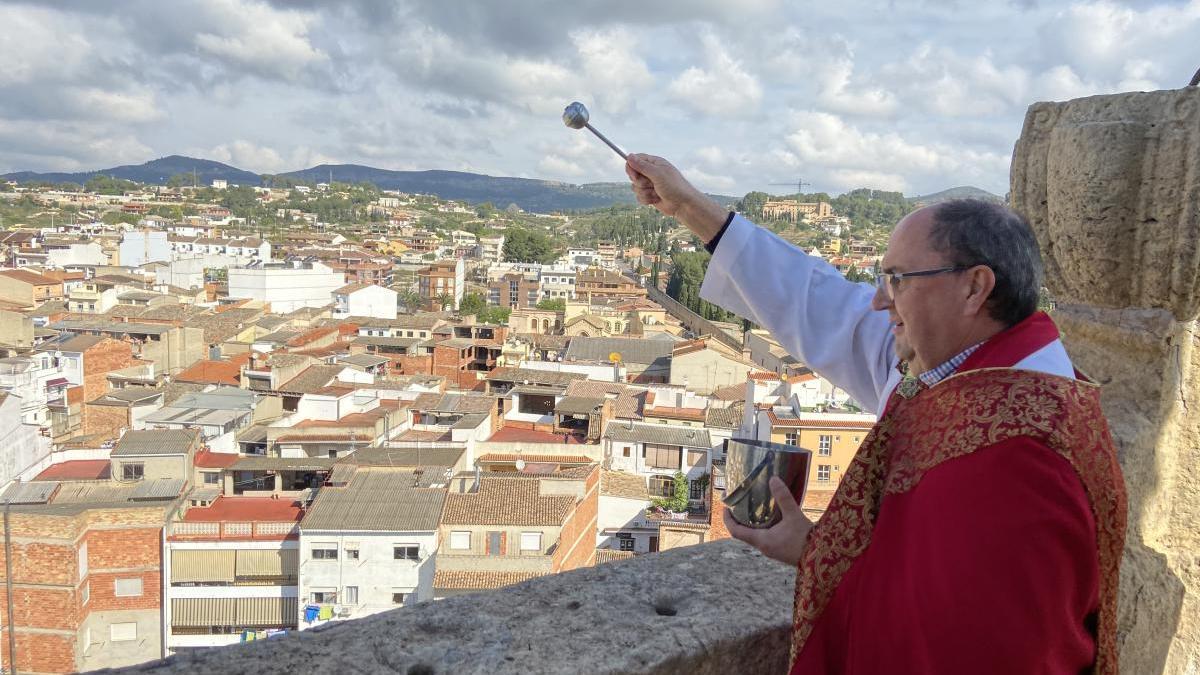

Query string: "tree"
[[535, 298, 565, 312], [652, 470, 690, 513], [167, 173, 192, 189], [435, 293, 454, 311], [503, 227, 557, 264], [477, 306, 511, 325], [398, 290, 423, 313], [460, 292, 487, 316], [666, 251, 735, 323], [736, 191, 770, 219]]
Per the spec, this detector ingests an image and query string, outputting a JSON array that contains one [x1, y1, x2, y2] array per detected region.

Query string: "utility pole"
[[4, 500, 18, 675]]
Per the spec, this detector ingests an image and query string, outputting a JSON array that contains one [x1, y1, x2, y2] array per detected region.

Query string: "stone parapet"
[[110, 540, 794, 675], [1012, 85, 1200, 674]]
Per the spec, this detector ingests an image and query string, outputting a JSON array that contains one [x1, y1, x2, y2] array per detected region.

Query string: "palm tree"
[[436, 293, 454, 311]]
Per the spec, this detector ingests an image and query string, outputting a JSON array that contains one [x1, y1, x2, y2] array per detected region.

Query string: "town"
[[0, 173, 889, 672]]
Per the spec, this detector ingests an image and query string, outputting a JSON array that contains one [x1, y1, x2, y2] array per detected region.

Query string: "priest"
[[625, 154, 1126, 675]]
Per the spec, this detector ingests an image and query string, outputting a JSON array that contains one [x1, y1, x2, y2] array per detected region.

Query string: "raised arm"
[[627, 154, 898, 413]]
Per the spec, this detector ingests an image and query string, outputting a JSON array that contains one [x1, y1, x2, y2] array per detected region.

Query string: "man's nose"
[[870, 283, 891, 312]]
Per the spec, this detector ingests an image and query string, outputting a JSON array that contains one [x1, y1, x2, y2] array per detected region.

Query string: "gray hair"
[[927, 199, 1043, 327]]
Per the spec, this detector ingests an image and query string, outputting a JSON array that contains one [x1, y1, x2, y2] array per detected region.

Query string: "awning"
[[171, 597, 297, 628], [172, 597, 237, 627], [45, 377, 69, 388], [237, 597, 297, 626], [171, 549, 235, 584], [235, 549, 298, 578]]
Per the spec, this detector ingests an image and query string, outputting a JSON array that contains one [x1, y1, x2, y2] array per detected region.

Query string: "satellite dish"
[[609, 352, 622, 363], [515, 459, 526, 471]]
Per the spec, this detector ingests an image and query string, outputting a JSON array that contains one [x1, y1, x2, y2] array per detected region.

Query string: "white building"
[[297, 466, 445, 628], [596, 470, 657, 554], [332, 283, 398, 320], [46, 242, 107, 268], [0, 391, 51, 485], [227, 261, 345, 313], [537, 264, 576, 301], [603, 422, 713, 504], [120, 230, 172, 267], [477, 235, 504, 264], [562, 248, 601, 269], [163, 500, 301, 652]]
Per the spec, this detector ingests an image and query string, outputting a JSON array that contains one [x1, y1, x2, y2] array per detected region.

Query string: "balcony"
[[169, 521, 300, 541], [115, 540, 791, 674]]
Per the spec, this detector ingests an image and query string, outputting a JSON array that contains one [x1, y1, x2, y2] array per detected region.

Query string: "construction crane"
[[769, 178, 812, 195]]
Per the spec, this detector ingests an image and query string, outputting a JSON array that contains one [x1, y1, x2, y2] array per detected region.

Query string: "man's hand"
[[723, 476, 814, 567], [626, 153, 729, 243]]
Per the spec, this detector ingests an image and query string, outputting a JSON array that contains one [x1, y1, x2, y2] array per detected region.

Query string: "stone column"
[[1011, 86, 1200, 674]]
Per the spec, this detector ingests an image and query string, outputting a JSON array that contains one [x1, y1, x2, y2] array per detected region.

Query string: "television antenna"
[[769, 178, 811, 195]]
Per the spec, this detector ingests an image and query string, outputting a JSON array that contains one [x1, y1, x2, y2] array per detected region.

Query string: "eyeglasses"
[[874, 266, 971, 300]]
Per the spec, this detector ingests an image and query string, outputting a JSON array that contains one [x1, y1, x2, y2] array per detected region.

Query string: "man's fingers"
[[769, 476, 802, 519], [722, 507, 763, 547]]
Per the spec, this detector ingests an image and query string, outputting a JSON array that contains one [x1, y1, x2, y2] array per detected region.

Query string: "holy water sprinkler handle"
[[562, 101, 628, 160]]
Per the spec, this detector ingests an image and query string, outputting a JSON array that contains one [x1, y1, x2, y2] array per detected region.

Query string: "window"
[[487, 531, 503, 556], [644, 443, 681, 470], [78, 541, 88, 580], [311, 590, 336, 604], [110, 622, 137, 642], [392, 592, 407, 605], [393, 545, 420, 561], [344, 586, 359, 605], [649, 475, 674, 498], [122, 463, 144, 481], [817, 464, 832, 482], [114, 578, 143, 597], [311, 544, 338, 560], [345, 547, 360, 560], [519, 532, 542, 552], [449, 531, 471, 550], [203, 472, 220, 485], [81, 580, 90, 605], [622, 447, 630, 458], [784, 431, 799, 446], [689, 479, 705, 500], [818, 435, 833, 457], [617, 534, 635, 552], [686, 449, 706, 467]]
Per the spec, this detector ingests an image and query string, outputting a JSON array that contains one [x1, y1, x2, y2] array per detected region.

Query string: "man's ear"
[[963, 265, 996, 316]]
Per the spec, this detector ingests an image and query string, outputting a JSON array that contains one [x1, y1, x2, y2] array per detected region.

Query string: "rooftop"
[[301, 467, 447, 532], [181, 496, 304, 523], [111, 428, 199, 457], [33, 460, 111, 481], [441, 476, 579, 527]]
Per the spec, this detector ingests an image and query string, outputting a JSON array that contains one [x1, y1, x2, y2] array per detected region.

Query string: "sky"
[[0, 0, 1196, 198]]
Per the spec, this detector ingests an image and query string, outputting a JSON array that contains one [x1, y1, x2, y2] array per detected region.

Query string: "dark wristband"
[[704, 211, 736, 254]]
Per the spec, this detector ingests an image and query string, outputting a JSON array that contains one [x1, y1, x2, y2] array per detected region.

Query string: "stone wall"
[[1011, 85, 1200, 674], [110, 540, 793, 675]]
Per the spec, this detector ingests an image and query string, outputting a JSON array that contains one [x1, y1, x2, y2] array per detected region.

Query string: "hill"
[[913, 186, 1004, 204], [2, 155, 261, 187]]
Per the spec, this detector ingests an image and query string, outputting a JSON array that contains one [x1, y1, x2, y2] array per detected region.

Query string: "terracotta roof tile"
[[441, 476, 577, 527], [433, 569, 547, 590]]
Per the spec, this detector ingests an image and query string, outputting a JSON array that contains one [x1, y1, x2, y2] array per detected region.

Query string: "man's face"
[[871, 206, 971, 371]]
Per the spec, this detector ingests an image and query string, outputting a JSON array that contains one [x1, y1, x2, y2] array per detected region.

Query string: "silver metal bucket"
[[722, 438, 811, 528]]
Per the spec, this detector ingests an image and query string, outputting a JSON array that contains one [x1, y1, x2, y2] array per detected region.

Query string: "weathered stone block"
[[108, 540, 794, 675], [1012, 87, 1200, 675]]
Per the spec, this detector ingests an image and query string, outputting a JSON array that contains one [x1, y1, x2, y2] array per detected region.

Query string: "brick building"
[[486, 272, 540, 310], [0, 486, 180, 673], [417, 259, 464, 311]]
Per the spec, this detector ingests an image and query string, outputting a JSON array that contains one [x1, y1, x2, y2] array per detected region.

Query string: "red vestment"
[[790, 313, 1127, 674]]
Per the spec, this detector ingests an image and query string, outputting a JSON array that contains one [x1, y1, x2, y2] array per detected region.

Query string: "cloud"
[[667, 33, 763, 117], [192, 0, 327, 82]]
